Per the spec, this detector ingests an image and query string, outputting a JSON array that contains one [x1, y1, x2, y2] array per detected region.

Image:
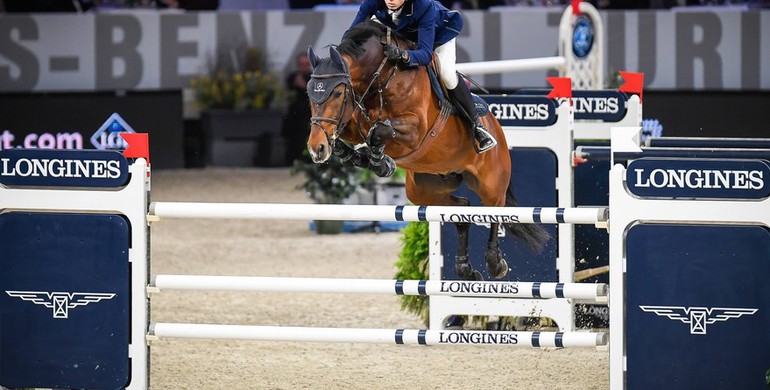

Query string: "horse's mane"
[[338, 20, 386, 58], [338, 20, 413, 59]]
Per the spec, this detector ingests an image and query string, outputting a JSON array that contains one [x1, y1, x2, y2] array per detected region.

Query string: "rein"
[[354, 28, 398, 127]]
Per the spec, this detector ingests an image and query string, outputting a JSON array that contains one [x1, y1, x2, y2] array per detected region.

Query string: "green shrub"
[[394, 221, 430, 326]]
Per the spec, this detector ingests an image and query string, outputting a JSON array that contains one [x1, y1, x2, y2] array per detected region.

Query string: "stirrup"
[[474, 125, 497, 154]]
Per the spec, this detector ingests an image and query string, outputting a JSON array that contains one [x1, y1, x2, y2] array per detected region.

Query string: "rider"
[[346, 0, 497, 154]]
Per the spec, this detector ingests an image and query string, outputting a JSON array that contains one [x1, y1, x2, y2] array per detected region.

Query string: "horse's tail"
[[503, 180, 551, 252]]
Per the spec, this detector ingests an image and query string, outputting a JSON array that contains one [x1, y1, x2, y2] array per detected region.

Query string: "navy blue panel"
[[573, 140, 610, 285], [0, 212, 130, 389], [626, 224, 770, 390], [441, 148, 558, 282], [573, 140, 611, 328]]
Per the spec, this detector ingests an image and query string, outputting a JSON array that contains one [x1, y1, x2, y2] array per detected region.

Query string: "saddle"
[[426, 65, 489, 117]]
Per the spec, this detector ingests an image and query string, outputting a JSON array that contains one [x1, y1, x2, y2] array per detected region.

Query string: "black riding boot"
[[447, 79, 497, 153]]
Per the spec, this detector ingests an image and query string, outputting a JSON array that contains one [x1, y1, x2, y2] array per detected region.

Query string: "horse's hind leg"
[[453, 211, 482, 281], [462, 167, 510, 279], [485, 222, 507, 278], [406, 172, 482, 281]]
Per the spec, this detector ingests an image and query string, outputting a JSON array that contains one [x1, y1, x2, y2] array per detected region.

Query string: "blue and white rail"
[[149, 202, 608, 226], [149, 323, 607, 348], [150, 275, 608, 301]]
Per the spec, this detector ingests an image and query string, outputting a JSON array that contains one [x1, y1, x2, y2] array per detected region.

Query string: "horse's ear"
[[307, 46, 321, 70], [329, 46, 347, 72]]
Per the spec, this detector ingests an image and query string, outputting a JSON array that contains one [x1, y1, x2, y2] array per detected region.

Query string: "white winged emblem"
[[6, 291, 116, 319], [640, 306, 758, 335]]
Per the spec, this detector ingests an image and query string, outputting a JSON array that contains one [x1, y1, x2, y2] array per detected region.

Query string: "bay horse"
[[305, 20, 548, 281]]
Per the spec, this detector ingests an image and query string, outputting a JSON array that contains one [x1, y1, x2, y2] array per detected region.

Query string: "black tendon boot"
[[447, 79, 497, 153]]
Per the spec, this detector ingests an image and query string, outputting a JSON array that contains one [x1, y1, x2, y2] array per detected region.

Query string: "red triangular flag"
[[121, 133, 150, 162], [572, 0, 582, 15], [618, 71, 644, 102], [547, 77, 572, 106]]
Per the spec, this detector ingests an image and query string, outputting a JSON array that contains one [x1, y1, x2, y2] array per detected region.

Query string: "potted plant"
[[290, 153, 361, 234], [190, 46, 291, 167]]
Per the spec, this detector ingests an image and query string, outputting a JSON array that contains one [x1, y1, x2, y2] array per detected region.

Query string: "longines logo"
[[626, 159, 770, 199], [439, 213, 519, 224], [439, 281, 519, 295], [438, 331, 518, 345], [1, 157, 122, 179], [0, 149, 129, 188], [488, 103, 549, 121], [6, 290, 116, 319], [483, 96, 557, 127], [639, 305, 758, 335], [633, 168, 764, 190], [572, 96, 619, 115]]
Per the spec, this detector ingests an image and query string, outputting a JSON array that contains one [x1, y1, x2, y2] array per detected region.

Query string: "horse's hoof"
[[455, 262, 483, 281], [444, 315, 465, 329], [487, 258, 509, 279], [371, 156, 396, 178]]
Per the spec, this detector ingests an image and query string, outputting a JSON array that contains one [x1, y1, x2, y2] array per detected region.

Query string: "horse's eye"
[[334, 90, 343, 98]]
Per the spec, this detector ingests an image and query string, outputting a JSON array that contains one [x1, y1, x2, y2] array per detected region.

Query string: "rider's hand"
[[384, 44, 409, 63]]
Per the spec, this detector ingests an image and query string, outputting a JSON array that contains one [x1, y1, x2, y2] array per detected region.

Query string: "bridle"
[[309, 30, 400, 147], [309, 71, 354, 147]]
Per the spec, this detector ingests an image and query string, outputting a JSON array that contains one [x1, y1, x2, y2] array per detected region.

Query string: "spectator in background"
[[281, 52, 313, 164]]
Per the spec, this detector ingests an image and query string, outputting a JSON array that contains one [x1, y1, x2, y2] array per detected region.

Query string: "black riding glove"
[[383, 44, 409, 63]]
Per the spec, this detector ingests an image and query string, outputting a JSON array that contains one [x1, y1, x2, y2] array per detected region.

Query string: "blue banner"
[[0, 149, 130, 188], [626, 158, 770, 200], [515, 89, 628, 122], [484, 95, 557, 127]]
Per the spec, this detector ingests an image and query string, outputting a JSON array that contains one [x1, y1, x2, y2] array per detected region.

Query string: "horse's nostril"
[[317, 144, 325, 157]]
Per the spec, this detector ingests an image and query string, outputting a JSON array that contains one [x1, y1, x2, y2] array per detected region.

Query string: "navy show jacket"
[[348, 0, 463, 67]]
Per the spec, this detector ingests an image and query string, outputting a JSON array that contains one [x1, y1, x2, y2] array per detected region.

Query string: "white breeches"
[[435, 38, 458, 89]]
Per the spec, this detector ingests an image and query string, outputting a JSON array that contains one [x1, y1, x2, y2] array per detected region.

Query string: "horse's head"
[[306, 45, 355, 163]]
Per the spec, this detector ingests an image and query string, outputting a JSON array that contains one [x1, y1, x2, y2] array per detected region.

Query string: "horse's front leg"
[[366, 119, 396, 177], [333, 141, 371, 169], [485, 223, 508, 279]]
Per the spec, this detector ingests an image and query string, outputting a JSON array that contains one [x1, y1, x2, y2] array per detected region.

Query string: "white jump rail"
[[150, 275, 608, 301], [457, 56, 567, 76], [149, 203, 608, 226], [149, 323, 607, 348]]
